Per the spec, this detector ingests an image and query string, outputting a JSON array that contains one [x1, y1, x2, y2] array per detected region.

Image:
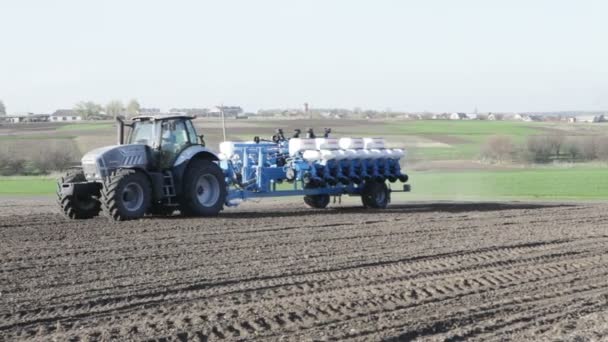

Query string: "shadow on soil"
[[201, 202, 575, 220]]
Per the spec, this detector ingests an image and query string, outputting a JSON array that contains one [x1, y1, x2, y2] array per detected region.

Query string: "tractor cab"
[[122, 115, 203, 170]]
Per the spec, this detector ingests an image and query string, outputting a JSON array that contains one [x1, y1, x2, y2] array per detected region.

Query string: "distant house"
[[467, 113, 478, 120], [487, 113, 496, 121], [140, 108, 161, 115], [577, 115, 595, 123], [567, 117, 577, 123], [450, 112, 468, 120], [51, 110, 82, 122], [594, 114, 606, 123], [529, 115, 543, 122], [434, 113, 450, 120], [512, 113, 523, 121], [169, 108, 209, 117], [4, 115, 25, 123], [208, 106, 243, 117], [3, 113, 50, 123]]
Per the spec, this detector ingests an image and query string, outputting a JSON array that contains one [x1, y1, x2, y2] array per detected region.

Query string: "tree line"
[[0, 99, 140, 119], [74, 99, 140, 120], [481, 134, 608, 164]]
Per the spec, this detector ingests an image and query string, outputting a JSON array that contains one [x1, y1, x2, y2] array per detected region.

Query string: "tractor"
[[58, 115, 410, 221], [57, 115, 226, 221]]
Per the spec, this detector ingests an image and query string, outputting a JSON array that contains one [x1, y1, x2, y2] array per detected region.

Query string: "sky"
[[1, 0, 607, 114]]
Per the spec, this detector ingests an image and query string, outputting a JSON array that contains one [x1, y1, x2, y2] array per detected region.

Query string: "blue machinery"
[[218, 129, 410, 207]]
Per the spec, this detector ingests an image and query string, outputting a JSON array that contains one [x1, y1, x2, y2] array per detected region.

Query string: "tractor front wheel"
[[361, 181, 389, 209], [101, 169, 151, 221], [57, 169, 101, 219], [180, 159, 226, 217]]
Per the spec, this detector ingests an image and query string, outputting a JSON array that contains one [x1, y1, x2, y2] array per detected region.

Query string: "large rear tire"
[[101, 169, 151, 221], [57, 169, 101, 219], [180, 159, 226, 217], [361, 181, 389, 209]]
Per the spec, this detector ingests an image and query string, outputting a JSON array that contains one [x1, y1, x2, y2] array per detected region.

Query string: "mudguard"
[[172, 145, 221, 197], [174, 145, 219, 167]]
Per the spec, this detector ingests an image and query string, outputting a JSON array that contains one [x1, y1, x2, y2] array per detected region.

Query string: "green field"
[[0, 176, 57, 195], [385, 120, 545, 161], [403, 167, 608, 200], [57, 123, 114, 131], [1, 119, 607, 200], [2, 167, 607, 200]]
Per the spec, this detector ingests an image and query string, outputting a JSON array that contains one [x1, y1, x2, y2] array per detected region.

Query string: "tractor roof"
[[131, 114, 195, 122]]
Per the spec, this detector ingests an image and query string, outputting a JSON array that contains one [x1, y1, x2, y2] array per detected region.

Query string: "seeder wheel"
[[361, 181, 389, 209], [303, 184, 330, 209]]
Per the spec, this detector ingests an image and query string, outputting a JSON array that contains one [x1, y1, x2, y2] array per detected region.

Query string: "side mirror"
[[199, 134, 206, 147]]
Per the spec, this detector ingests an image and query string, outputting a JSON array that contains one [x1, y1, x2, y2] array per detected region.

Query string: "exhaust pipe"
[[116, 116, 125, 145]]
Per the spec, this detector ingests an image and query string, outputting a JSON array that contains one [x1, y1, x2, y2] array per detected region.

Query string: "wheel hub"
[[122, 182, 144, 211], [195, 174, 220, 207]]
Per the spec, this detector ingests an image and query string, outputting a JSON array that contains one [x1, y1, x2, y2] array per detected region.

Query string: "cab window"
[[128, 121, 155, 146], [160, 120, 191, 168], [185, 120, 199, 144]]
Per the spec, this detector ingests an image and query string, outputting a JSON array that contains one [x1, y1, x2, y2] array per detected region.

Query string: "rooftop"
[[131, 114, 195, 121]]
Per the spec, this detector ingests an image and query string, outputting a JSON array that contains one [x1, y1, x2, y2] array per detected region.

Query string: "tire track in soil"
[[1, 201, 608, 341]]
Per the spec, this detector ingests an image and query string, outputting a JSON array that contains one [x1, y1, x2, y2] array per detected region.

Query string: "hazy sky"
[[1, 0, 607, 114]]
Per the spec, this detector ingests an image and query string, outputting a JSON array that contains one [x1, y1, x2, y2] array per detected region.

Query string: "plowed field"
[[1, 198, 608, 341]]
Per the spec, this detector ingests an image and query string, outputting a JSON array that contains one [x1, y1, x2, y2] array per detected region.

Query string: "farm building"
[[208, 106, 243, 117], [2, 113, 50, 123], [594, 114, 607, 123], [140, 108, 161, 115], [51, 110, 82, 122], [450, 113, 468, 120]]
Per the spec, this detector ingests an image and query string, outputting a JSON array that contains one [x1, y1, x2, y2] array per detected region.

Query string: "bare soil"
[[1, 198, 608, 341]]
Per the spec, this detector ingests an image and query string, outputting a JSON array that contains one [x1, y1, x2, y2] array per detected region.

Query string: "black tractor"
[[57, 115, 227, 221]]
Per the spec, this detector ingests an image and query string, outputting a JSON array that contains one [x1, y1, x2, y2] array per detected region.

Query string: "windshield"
[[128, 121, 155, 145]]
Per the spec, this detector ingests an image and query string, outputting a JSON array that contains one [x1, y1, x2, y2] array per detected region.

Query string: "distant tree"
[[564, 138, 582, 161], [74, 101, 103, 120], [596, 136, 608, 161], [0, 100, 6, 115], [546, 134, 565, 157], [126, 99, 140, 117], [526, 136, 553, 163], [480, 135, 514, 162], [105, 100, 124, 119], [580, 136, 598, 160]]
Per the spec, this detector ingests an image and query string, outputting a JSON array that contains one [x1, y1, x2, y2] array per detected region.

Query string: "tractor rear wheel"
[[361, 181, 389, 209], [57, 169, 101, 219], [101, 169, 151, 221], [180, 159, 226, 217], [303, 184, 330, 209]]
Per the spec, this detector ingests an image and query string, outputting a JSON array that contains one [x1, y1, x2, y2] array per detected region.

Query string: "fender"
[[174, 145, 219, 167], [172, 145, 221, 197]]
